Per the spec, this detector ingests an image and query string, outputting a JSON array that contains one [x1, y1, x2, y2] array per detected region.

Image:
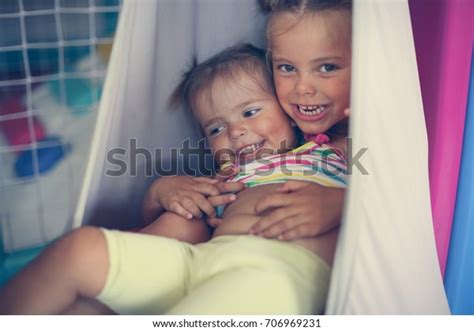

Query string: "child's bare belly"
[[212, 184, 338, 266]]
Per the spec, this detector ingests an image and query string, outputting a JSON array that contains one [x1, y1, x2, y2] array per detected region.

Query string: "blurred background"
[[0, 0, 121, 285]]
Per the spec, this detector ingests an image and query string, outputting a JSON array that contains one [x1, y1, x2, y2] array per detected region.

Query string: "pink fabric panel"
[[410, 0, 474, 274]]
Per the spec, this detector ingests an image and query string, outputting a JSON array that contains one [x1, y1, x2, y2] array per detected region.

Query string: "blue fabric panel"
[[444, 50, 474, 314]]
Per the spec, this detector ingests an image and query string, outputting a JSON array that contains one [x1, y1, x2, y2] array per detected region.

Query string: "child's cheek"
[[275, 81, 294, 115], [262, 117, 293, 149], [274, 76, 287, 96]]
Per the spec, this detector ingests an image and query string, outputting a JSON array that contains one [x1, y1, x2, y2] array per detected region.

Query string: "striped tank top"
[[226, 134, 347, 188]]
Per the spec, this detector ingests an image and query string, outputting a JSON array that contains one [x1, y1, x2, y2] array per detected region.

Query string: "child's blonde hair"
[[259, 0, 352, 70], [170, 44, 274, 115]]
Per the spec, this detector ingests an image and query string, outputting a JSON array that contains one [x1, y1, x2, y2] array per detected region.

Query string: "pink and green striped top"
[[227, 136, 347, 189]]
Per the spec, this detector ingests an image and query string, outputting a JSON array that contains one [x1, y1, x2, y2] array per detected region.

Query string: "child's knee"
[[58, 227, 109, 296], [60, 227, 105, 257], [51, 227, 106, 275]]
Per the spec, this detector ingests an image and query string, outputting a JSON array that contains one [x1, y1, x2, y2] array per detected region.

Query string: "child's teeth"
[[298, 105, 326, 115], [239, 142, 262, 155]]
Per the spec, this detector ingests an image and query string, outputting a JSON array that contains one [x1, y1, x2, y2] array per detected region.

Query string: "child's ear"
[[344, 108, 351, 117]]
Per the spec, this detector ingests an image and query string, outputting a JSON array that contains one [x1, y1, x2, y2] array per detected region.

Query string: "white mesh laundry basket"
[[0, 0, 121, 253]]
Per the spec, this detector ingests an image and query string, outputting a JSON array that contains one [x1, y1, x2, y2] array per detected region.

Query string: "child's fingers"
[[212, 174, 226, 182], [180, 196, 203, 219], [206, 216, 223, 228], [256, 215, 301, 239], [192, 183, 221, 197], [250, 206, 296, 235], [275, 219, 337, 240], [186, 191, 216, 217], [208, 194, 237, 207], [215, 181, 245, 194], [254, 193, 291, 215], [193, 177, 219, 184], [276, 223, 313, 241], [169, 201, 193, 219]]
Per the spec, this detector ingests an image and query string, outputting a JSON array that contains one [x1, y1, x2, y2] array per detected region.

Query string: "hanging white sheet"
[[326, 0, 449, 314], [74, 0, 265, 229], [74, 0, 449, 314]]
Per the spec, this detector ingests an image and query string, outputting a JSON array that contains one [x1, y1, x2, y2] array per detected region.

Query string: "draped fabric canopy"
[[74, 0, 449, 314], [326, 0, 448, 314]]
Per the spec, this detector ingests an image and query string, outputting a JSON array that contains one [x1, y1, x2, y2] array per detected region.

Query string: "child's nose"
[[295, 74, 317, 96], [229, 124, 246, 140]]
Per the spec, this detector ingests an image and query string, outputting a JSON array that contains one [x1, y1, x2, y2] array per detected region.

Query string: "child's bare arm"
[[250, 181, 345, 240], [140, 212, 213, 244]]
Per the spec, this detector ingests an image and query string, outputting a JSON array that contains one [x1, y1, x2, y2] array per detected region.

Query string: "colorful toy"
[[0, 96, 46, 150], [14, 137, 70, 178]]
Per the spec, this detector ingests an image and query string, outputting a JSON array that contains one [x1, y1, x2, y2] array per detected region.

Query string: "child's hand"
[[143, 176, 241, 222], [205, 180, 246, 228], [249, 181, 345, 240]]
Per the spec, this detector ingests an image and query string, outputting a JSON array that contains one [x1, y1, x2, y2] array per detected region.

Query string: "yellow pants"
[[96, 229, 330, 315]]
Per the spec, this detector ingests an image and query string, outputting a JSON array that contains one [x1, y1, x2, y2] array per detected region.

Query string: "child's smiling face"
[[269, 9, 351, 136], [193, 69, 296, 166]]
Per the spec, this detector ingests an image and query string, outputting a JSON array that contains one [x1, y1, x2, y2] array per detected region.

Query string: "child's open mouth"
[[237, 141, 266, 163], [295, 104, 329, 120]]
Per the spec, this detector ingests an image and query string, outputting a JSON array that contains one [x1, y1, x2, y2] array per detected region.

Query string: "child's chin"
[[298, 123, 328, 135]]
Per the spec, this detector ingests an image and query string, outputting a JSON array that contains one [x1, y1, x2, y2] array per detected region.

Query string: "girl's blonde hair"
[[260, 0, 353, 58], [169, 44, 273, 114]]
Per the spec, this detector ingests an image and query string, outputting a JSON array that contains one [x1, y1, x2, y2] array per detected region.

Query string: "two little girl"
[[143, 0, 352, 245], [0, 0, 352, 314]]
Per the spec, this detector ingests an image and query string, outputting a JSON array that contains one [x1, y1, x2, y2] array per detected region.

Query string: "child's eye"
[[243, 108, 261, 118], [277, 64, 296, 73], [208, 125, 225, 137], [320, 64, 339, 73]]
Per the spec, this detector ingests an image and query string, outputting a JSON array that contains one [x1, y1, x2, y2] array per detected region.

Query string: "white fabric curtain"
[[74, 0, 265, 229], [325, 0, 449, 314], [74, 0, 449, 314]]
